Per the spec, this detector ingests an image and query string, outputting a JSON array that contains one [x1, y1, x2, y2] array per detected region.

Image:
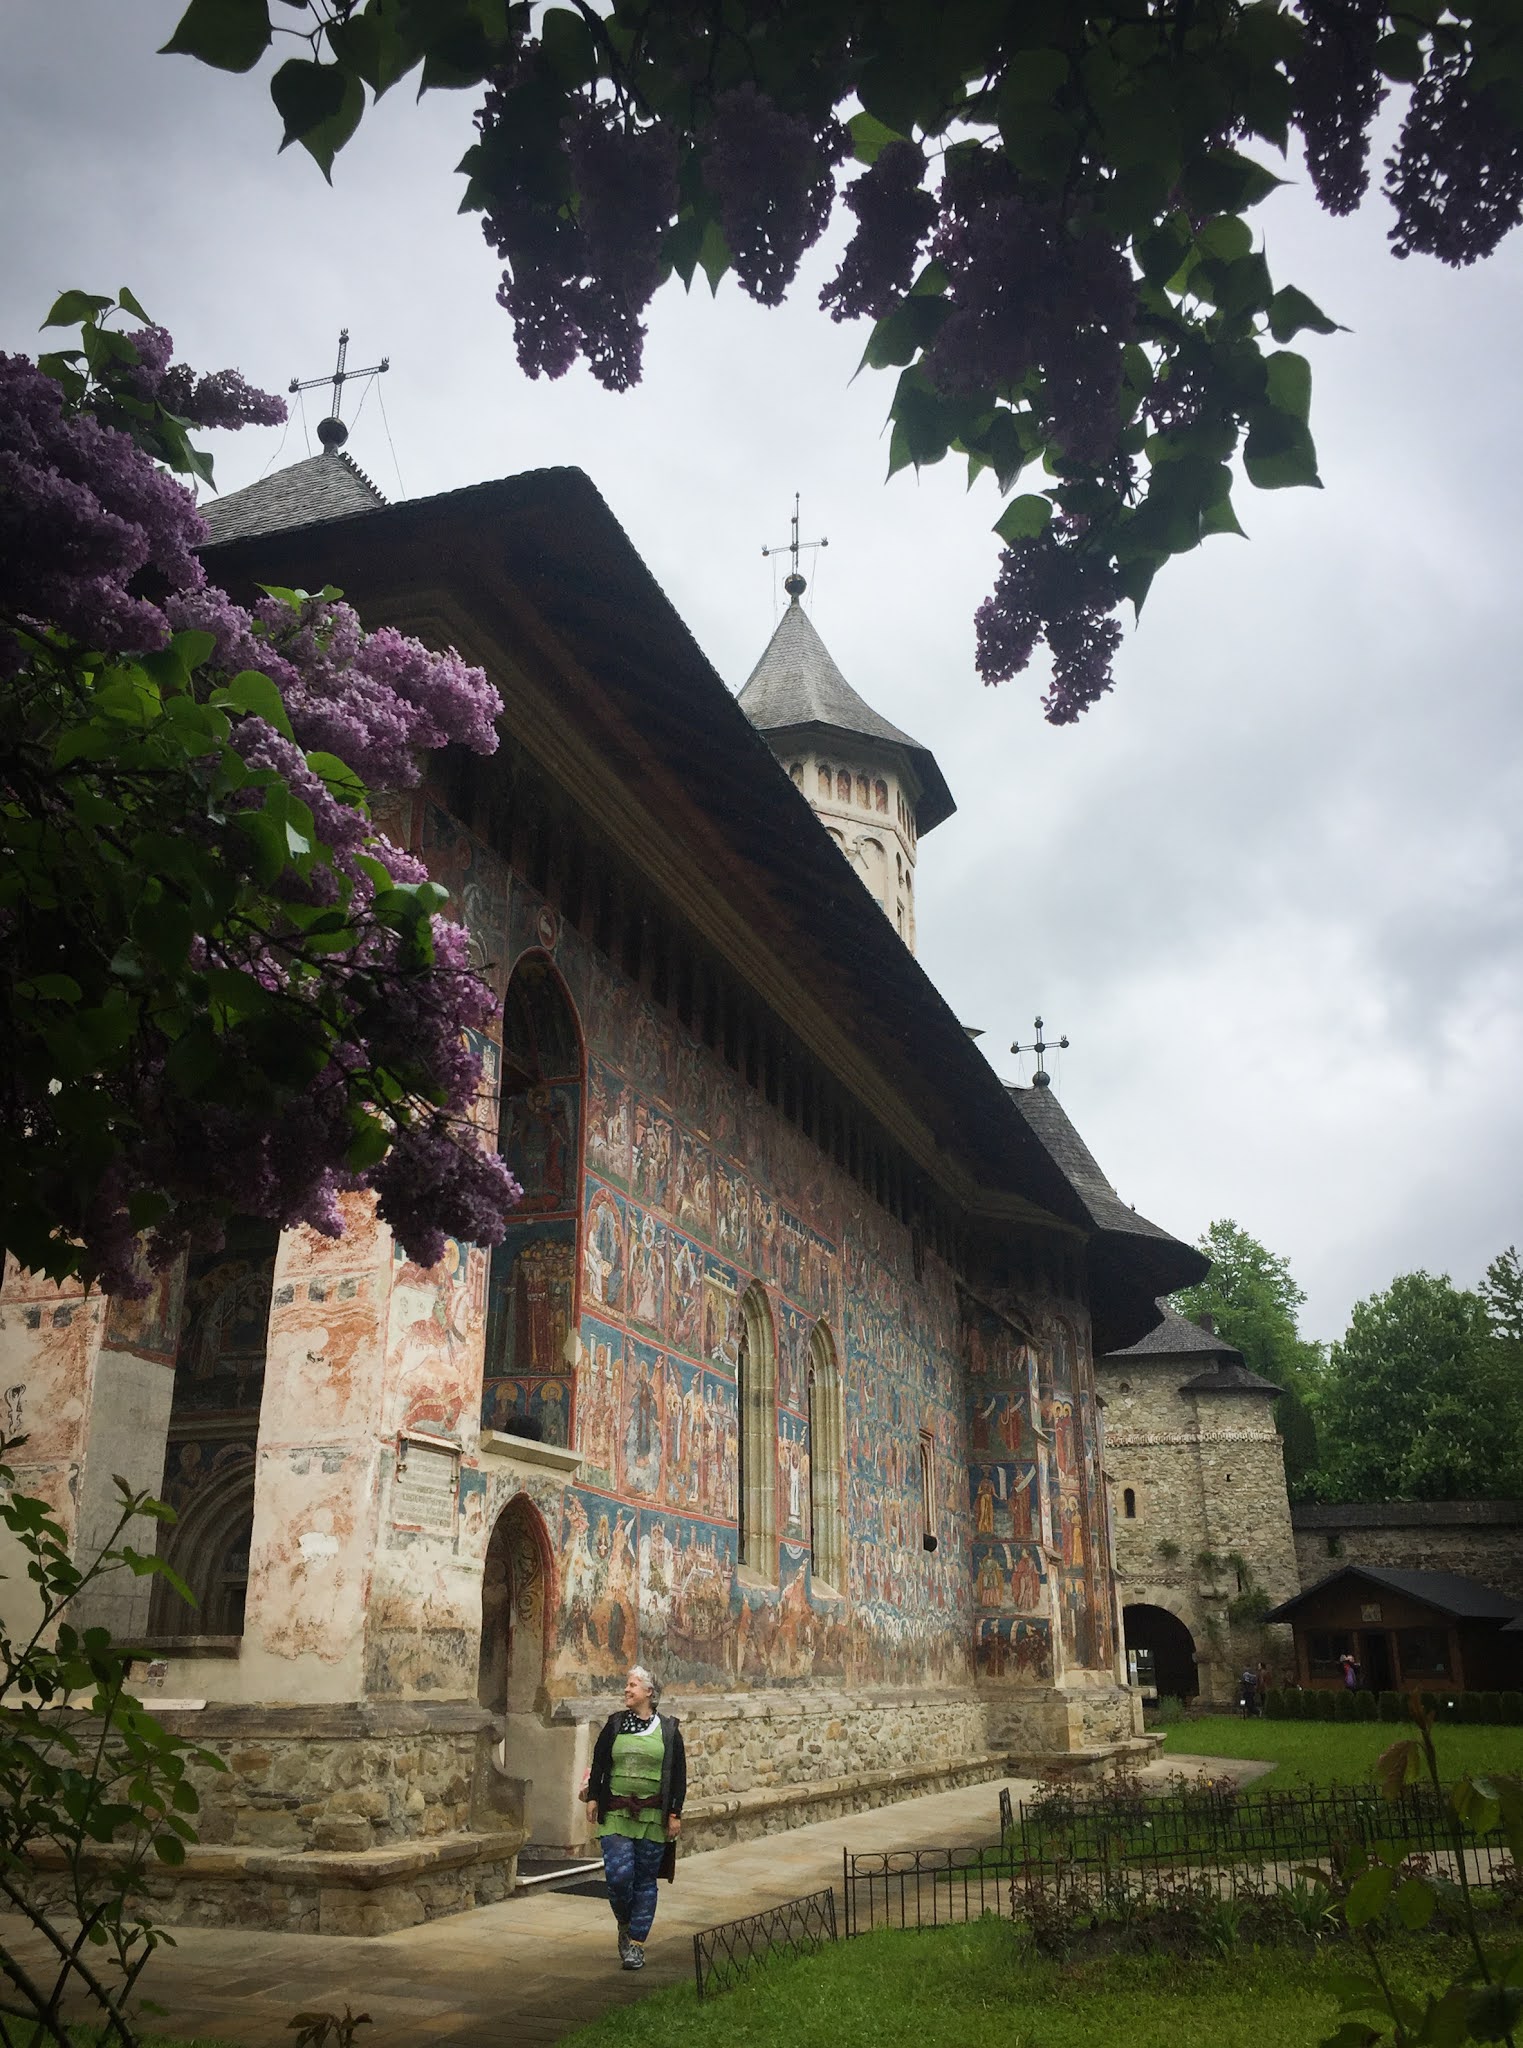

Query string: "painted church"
[[0, 442, 1205, 1934]]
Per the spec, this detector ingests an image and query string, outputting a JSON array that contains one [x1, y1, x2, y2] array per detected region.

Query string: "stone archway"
[[1123, 1602, 1200, 1701], [478, 1493, 551, 1716]]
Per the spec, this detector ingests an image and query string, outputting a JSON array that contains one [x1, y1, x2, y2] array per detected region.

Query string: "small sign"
[[393, 1437, 459, 1535], [1361, 1603, 1382, 1623]]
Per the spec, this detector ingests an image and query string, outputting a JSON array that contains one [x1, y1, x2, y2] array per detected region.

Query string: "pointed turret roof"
[[199, 450, 387, 546], [737, 596, 955, 832]]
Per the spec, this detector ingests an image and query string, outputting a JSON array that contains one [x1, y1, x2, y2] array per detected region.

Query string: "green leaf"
[[1392, 1875, 1435, 1929], [346, 1111, 393, 1171], [1268, 284, 1341, 342], [1468, 1983, 1523, 2042], [540, 8, 597, 85], [270, 59, 365, 178], [305, 750, 369, 809], [215, 668, 295, 739], [1002, 48, 1070, 102], [1265, 349, 1312, 422], [1344, 1863, 1394, 1930], [697, 220, 730, 296], [1376, 31, 1425, 81], [1243, 410, 1322, 490], [160, 0, 272, 73], [848, 110, 904, 165], [327, 10, 416, 96], [1181, 148, 1284, 215], [42, 290, 115, 330], [117, 285, 152, 322], [994, 494, 1053, 543]]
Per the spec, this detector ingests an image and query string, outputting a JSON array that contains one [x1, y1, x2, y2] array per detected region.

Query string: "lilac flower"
[[702, 85, 845, 306], [821, 142, 938, 323]]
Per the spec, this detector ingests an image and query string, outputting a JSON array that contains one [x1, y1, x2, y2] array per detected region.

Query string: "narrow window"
[[1123, 1487, 1137, 1520], [918, 1429, 938, 1551], [817, 762, 832, 798], [737, 1286, 777, 1578], [807, 1324, 845, 1590], [874, 777, 888, 812], [837, 769, 851, 802], [856, 773, 871, 808]]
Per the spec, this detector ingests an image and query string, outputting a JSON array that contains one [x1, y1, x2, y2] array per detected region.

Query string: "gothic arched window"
[[1123, 1487, 1137, 1520], [817, 763, 832, 798], [836, 769, 851, 803], [806, 1323, 845, 1589], [736, 1285, 777, 1578], [874, 777, 888, 812]]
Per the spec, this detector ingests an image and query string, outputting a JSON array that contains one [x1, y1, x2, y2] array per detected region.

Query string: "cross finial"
[[288, 328, 390, 452], [1011, 1016, 1070, 1090], [762, 493, 828, 602]]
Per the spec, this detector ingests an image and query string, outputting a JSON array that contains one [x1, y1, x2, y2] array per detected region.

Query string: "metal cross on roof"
[[1011, 1016, 1070, 1090], [762, 493, 828, 598], [288, 328, 389, 452]]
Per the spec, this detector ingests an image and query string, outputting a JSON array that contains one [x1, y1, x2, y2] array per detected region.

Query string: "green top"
[[602, 1720, 667, 1843]]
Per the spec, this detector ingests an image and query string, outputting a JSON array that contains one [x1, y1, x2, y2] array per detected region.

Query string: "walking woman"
[[584, 1665, 685, 1971]]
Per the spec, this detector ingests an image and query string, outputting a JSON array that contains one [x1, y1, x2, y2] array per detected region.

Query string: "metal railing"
[[842, 1844, 1020, 1935], [692, 1885, 839, 1999]]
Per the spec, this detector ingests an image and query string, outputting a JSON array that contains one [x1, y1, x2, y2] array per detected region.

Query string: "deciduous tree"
[[1, 293, 520, 1293], [160, 0, 1523, 721]]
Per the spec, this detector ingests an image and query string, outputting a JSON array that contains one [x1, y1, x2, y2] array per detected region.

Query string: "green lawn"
[[1162, 1714, 1523, 1788], [561, 1919, 1461, 2048]]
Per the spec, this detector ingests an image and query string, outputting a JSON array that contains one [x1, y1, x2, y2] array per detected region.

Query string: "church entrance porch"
[[478, 1494, 588, 1858], [1123, 1603, 1200, 1703]]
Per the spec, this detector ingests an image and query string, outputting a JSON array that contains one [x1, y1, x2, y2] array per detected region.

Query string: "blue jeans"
[[600, 1831, 666, 1940]]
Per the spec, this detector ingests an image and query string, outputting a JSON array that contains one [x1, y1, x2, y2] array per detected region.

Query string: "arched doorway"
[[1123, 1602, 1199, 1700], [478, 1494, 550, 1716]]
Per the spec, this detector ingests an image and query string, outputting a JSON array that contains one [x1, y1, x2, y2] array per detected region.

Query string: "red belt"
[[605, 1793, 663, 1817]]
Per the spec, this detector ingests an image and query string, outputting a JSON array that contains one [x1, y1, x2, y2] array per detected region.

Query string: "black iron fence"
[[842, 1844, 1020, 1934], [692, 1885, 839, 1999]]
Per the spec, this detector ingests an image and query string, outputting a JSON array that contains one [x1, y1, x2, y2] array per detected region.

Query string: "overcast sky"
[[6, 4, 1520, 1342]]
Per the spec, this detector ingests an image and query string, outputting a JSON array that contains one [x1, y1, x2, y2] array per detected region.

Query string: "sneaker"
[[622, 1942, 645, 1972]]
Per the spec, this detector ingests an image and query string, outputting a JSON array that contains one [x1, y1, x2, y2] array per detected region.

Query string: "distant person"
[[1239, 1665, 1259, 1718], [584, 1665, 686, 1972], [1257, 1660, 1271, 1705], [1341, 1652, 1360, 1692]]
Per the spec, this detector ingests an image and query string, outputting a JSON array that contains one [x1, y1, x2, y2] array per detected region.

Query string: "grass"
[[1161, 1715, 1523, 1789], [560, 1917, 1469, 2048]]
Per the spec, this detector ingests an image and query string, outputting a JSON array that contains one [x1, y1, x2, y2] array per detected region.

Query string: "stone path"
[[1137, 1751, 1278, 1790], [0, 1779, 1022, 2048]]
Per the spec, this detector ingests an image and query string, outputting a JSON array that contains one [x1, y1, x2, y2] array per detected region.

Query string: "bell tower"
[[737, 576, 954, 955]]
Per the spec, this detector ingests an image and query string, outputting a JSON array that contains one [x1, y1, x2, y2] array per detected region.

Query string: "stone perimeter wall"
[[1293, 1512, 1523, 1603]]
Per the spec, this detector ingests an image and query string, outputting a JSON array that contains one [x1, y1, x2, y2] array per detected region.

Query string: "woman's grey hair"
[[628, 1665, 662, 1708]]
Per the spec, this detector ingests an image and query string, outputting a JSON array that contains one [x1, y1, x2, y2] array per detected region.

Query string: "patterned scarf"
[[619, 1709, 659, 1735]]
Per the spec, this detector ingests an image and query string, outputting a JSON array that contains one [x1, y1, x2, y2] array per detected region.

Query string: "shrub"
[[1502, 1690, 1523, 1726], [1353, 1688, 1378, 1720], [1316, 1689, 1338, 1720], [1334, 1688, 1358, 1721], [1263, 1687, 1286, 1719], [1377, 1690, 1405, 1722], [1459, 1691, 1486, 1725]]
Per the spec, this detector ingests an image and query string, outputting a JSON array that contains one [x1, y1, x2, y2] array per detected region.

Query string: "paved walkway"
[[0, 1780, 1021, 2048], [2, 1755, 1284, 2043]]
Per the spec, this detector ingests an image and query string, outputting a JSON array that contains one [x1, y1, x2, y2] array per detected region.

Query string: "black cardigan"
[[586, 1711, 686, 1823]]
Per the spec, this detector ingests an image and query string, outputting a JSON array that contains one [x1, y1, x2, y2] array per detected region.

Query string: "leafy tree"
[[1172, 1217, 1325, 1497], [1481, 1245, 1523, 1345], [1317, 1270, 1514, 1503], [2, 293, 520, 1292], [160, 0, 1523, 722]]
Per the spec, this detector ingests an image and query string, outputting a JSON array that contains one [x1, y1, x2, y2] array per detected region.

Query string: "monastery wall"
[[1293, 1507, 1523, 1602]]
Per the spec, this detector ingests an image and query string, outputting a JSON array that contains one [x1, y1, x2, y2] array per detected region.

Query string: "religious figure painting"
[[698, 1371, 739, 1520], [702, 1257, 740, 1374], [621, 1342, 665, 1498], [668, 1230, 704, 1357], [752, 1188, 778, 1287], [423, 802, 510, 999], [673, 1132, 713, 1241], [661, 1351, 703, 1509], [626, 1204, 668, 1338], [630, 1096, 675, 1213], [499, 1082, 579, 1216], [554, 1488, 639, 1683], [574, 1318, 624, 1489], [582, 1182, 626, 1313], [484, 1220, 576, 1379], [778, 1408, 810, 1541], [585, 1060, 631, 1184], [482, 1372, 572, 1446], [637, 1508, 734, 1683], [713, 1156, 750, 1265]]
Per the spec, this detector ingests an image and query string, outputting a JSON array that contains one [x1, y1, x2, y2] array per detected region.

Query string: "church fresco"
[[459, 862, 1113, 1699]]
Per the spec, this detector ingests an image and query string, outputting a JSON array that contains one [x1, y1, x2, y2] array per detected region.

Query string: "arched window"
[[1123, 1487, 1137, 1520], [856, 773, 871, 808], [807, 1323, 844, 1590], [817, 763, 832, 797], [789, 760, 803, 784], [874, 777, 888, 812], [836, 769, 851, 803], [484, 954, 583, 1445], [149, 1216, 278, 1641], [736, 1285, 777, 1578], [918, 1429, 938, 1550]]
